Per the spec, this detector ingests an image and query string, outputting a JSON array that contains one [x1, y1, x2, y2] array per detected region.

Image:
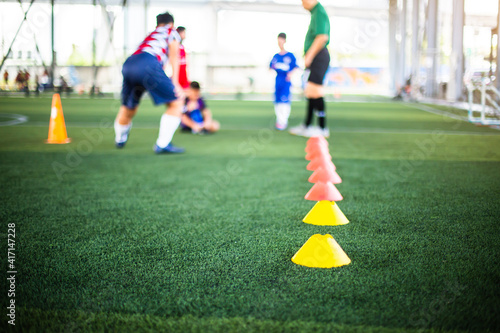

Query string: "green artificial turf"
[[0, 96, 499, 332]]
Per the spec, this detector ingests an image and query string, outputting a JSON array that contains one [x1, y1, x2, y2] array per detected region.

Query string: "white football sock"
[[156, 114, 181, 148], [114, 121, 132, 143], [275, 103, 291, 126]]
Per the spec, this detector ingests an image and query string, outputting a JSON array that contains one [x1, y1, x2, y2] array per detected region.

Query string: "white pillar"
[[425, 0, 438, 98], [411, 0, 420, 96], [447, 0, 464, 101], [144, 0, 149, 35], [389, 0, 398, 95], [123, 1, 128, 59], [496, 6, 500, 91], [399, 0, 408, 89]]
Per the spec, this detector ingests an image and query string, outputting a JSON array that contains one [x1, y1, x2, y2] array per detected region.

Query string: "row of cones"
[[291, 136, 351, 268]]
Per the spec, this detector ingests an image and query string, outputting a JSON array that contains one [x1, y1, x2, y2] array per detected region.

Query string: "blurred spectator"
[[40, 70, 50, 89], [15, 69, 25, 91], [35, 74, 40, 96], [59, 75, 70, 96], [24, 70, 30, 96], [3, 70, 8, 89]]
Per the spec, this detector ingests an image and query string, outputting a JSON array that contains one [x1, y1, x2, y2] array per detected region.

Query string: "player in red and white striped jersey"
[[176, 26, 190, 90], [114, 12, 186, 153], [133, 24, 180, 65]]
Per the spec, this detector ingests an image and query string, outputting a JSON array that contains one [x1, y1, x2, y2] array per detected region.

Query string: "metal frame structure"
[[467, 79, 500, 125]]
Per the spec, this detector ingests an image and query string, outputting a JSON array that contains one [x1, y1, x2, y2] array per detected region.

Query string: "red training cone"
[[305, 145, 331, 161], [308, 166, 342, 184], [307, 154, 336, 171], [305, 140, 328, 154], [307, 136, 328, 147], [304, 181, 343, 201]]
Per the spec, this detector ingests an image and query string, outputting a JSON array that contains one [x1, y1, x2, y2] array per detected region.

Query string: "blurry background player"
[[289, 0, 330, 138], [270, 32, 298, 130], [114, 12, 185, 154], [176, 26, 190, 90], [181, 81, 220, 134]]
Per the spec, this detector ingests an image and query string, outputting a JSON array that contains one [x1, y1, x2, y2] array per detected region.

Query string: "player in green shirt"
[[289, 0, 331, 138]]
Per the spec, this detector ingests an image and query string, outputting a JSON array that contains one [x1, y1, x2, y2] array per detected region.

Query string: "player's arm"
[[286, 55, 299, 81], [270, 57, 277, 71], [168, 39, 180, 89], [304, 34, 328, 68]]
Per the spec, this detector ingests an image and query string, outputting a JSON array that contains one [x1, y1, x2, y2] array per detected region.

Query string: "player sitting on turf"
[[181, 81, 220, 134], [114, 11, 184, 153], [270, 32, 298, 130]]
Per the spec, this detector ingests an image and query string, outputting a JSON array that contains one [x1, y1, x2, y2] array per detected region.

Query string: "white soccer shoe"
[[303, 126, 330, 138], [320, 128, 330, 138], [288, 124, 307, 136]]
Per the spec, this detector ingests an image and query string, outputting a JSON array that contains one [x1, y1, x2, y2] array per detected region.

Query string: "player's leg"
[[137, 54, 184, 153], [303, 48, 330, 138], [204, 119, 220, 133], [275, 103, 291, 130], [115, 58, 145, 148], [155, 99, 185, 153], [275, 82, 292, 130], [114, 105, 137, 147]]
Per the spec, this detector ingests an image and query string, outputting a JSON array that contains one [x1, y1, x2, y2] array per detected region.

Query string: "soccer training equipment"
[[306, 154, 336, 172], [307, 136, 328, 147], [291, 234, 351, 268], [302, 201, 349, 226], [305, 144, 331, 161], [308, 166, 342, 184], [304, 181, 343, 201], [46, 93, 71, 144]]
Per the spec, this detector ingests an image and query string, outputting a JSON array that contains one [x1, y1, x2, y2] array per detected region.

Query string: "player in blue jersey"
[[270, 33, 298, 130], [181, 81, 220, 134]]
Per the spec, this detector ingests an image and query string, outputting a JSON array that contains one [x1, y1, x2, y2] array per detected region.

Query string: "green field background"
[[0, 96, 499, 332]]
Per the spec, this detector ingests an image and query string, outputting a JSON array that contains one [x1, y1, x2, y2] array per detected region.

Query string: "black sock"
[[314, 97, 326, 129], [305, 98, 314, 127]]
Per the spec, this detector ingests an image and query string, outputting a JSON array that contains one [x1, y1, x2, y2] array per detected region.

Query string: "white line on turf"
[[14, 122, 500, 136], [0, 114, 28, 126], [404, 103, 469, 122]]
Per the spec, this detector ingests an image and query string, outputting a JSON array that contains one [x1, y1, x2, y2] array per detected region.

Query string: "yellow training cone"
[[292, 234, 351, 268], [303, 200, 349, 226]]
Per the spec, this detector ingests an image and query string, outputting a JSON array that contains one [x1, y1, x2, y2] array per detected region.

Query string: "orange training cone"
[[304, 181, 343, 201], [308, 166, 342, 184], [307, 136, 328, 147], [46, 94, 70, 144], [305, 140, 328, 153], [305, 145, 331, 161], [307, 154, 336, 171]]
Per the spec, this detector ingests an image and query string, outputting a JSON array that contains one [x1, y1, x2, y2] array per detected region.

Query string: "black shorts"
[[307, 48, 330, 85]]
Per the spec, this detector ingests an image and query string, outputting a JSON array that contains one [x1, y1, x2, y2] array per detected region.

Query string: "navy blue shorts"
[[121, 53, 177, 109]]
